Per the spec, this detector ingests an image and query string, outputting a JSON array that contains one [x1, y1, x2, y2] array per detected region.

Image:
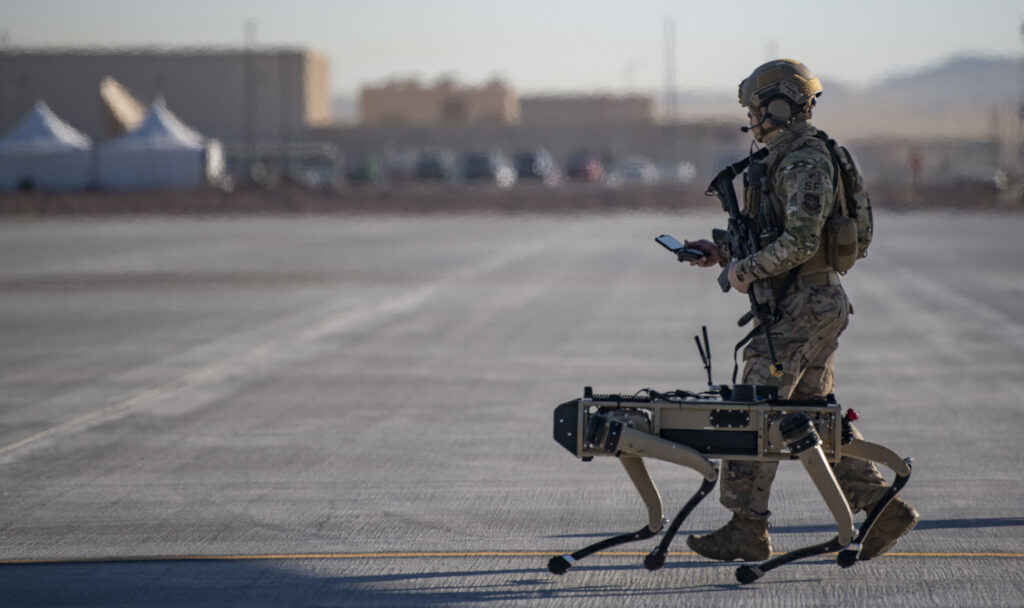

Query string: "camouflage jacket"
[[730, 121, 836, 283]]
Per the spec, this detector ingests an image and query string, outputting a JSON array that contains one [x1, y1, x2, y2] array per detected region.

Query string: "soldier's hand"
[[684, 239, 720, 267], [728, 261, 752, 294]]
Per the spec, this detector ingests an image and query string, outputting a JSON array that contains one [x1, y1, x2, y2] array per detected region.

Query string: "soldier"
[[683, 59, 919, 562]]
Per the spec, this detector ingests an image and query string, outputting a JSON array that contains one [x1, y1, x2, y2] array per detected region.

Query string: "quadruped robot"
[[549, 379, 912, 583], [546, 240, 913, 584]]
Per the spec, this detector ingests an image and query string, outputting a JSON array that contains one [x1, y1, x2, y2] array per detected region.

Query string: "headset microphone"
[[741, 114, 768, 133]]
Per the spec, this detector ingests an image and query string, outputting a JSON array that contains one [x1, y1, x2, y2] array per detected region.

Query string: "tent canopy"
[[102, 96, 204, 150], [0, 101, 93, 191], [0, 100, 91, 152], [97, 97, 223, 190]]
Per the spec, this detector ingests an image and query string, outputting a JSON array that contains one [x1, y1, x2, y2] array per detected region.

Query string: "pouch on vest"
[[824, 214, 858, 273], [817, 131, 874, 271]]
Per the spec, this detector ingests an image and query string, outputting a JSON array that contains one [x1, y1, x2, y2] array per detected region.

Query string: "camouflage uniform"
[[717, 120, 889, 518]]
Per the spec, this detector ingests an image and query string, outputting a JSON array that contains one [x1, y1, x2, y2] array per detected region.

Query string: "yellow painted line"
[[886, 552, 1024, 558], [1, 550, 1022, 565]]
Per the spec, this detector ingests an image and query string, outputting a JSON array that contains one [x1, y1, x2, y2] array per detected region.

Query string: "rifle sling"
[[705, 147, 769, 195], [730, 266, 800, 383]]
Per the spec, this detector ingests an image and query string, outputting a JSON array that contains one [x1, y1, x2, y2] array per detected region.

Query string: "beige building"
[[360, 78, 519, 127], [520, 94, 656, 127], [0, 48, 331, 144]]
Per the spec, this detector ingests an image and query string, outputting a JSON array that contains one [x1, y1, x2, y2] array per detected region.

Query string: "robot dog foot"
[[547, 555, 574, 575]]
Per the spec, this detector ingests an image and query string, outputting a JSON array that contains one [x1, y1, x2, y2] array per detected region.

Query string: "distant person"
[[682, 59, 919, 562]]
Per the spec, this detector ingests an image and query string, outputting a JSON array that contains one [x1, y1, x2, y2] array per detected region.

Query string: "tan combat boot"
[[859, 496, 920, 560], [686, 513, 772, 561]]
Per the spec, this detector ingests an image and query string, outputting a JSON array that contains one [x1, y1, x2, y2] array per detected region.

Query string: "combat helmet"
[[738, 59, 822, 124]]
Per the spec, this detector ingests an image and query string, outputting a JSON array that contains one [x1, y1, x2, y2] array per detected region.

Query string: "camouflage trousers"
[[720, 283, 890, 518]]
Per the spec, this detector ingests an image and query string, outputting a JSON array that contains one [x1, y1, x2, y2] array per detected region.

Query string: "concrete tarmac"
[[0, 211, 1022, 607]]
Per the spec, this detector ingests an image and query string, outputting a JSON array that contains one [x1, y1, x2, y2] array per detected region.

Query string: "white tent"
[[0, 101, 93, 191], [97, 97, 224, 191]]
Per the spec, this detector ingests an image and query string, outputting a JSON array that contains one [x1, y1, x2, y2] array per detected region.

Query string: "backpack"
[[817, 131, 874, 271]]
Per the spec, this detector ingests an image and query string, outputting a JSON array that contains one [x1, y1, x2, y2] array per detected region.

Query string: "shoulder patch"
[[801, 173, 823, 194], [802, 193, 821, 214], [792, 169, 826, 216]]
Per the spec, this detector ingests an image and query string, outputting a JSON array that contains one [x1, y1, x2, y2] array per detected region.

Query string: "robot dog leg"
[[548, 405, 718, 575], [735, 413, 913, 584]]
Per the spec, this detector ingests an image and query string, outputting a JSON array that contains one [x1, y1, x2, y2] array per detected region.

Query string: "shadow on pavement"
[[0, 558, 749, 607], [770, 516, 1024, 535], [2, 518, 1018, 606], [550, 516, 1024, 539]]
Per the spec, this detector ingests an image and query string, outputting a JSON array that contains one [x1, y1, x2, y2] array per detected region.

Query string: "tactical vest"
[[742, 129, 872, 279]]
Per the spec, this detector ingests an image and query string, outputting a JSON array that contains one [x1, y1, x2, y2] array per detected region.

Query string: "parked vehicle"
[[951, 167, 1008, 192], [344, 156, 384, 186], [382, 149, 418, 185], [462, 149, 517, 188], [514, 147, 561, 186], [415, 149, 461, 183], [565, 151, 604, 182], [658, 160, 698, 184], [605, 155, 659, 186]]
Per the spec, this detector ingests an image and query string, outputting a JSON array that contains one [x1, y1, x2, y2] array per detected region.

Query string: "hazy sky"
[[2, 0, 1021, 96]]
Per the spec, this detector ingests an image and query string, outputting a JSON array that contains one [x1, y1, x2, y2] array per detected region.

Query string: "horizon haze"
[[2, 0, 1021, 98]]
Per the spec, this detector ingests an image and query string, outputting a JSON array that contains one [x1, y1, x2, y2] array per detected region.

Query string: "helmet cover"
[[738, 59, 822, 113]]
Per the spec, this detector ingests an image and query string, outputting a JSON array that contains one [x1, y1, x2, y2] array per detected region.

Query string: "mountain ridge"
[[332, 53, 1024, 138]]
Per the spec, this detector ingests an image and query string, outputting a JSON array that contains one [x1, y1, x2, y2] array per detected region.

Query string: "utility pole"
[[278, 50, 288, 177], [663, 17, 677, 123], [244, 19, 256, 179], [0, 30, 9, 124], [1012, 19, 1024, 182], [1018, 19, 1024, 121]]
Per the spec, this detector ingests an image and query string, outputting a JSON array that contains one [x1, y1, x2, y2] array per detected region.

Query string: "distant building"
[[360, 78, 519, 127], [520, 94, 656, 127], [0, 48, 331, 144]]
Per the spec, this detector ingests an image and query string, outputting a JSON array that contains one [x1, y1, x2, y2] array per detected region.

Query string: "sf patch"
[[796, 171, 825, 215], [802, 193, 821, 214]]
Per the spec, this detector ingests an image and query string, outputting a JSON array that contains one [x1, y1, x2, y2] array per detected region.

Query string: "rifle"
[[706, 149, 784, 380]]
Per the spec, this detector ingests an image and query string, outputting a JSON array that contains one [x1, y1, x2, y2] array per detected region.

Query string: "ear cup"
[[766, 98, 791, 121]]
